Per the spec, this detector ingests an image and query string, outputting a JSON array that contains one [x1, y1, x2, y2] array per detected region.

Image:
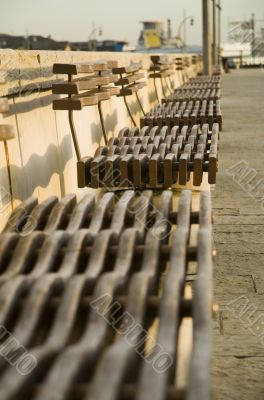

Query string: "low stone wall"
[[0, 50, 201, 229]]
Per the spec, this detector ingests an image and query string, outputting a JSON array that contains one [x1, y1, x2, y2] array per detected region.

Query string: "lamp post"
[[202, 0, 212, 75], [216, 0, 222, 65], [251, 13, 256, 61], [212, 0, 217, 65], [88, 27, 103, 51], [177, 15, 194, 51]]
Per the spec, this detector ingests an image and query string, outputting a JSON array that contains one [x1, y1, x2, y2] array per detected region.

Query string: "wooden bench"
[[77, 123, 219, 188], [52, 60, 120, 159], [141, 74, 222, 131], [149, 55, 175, 101], [165, 88, 221, 102], [175, 56, 194, 83], [112, 61, 147, 125], [141, 100, 222, 131], [175, 56, 184, 71], [167, 75, 221, 101], [0, 189, 213, 400]]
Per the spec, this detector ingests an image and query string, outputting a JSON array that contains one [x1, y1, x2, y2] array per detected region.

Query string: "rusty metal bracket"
[[3, 139, 14, 209], [135, 92, 146, 116], [67, 74, 81, 161]]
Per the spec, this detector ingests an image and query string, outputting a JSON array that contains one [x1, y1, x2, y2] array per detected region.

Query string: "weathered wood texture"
[[52, 61, 120, 110], [0, 50, 201, 230], [142, 76, 222, 130], [77, 123, 219, 188], [0, 189, 213, 400]]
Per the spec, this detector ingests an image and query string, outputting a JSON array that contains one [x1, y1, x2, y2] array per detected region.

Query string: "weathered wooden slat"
[[22, 196, 58, 233], [89, 191, 173, 400], [186, 192, 212, 400], [66, 194, 95, 233], [112, 62, 143, 74], [77, 156, 93, 188], [115, 72, 145, 86], [53, 63, 94, 75], [0, 190, 213, 400], [90, 156, 106, 188], [117, 82, 147, 97], [44, 194, 77, 232], [52, 76, 111, 94], [2, 197, 38, 233], [53, 94, 98, 110], [137, 190, 191, 400], [0, 125, 15, 141], [76, 122, 220, 188], [0, 97, 9, 113]]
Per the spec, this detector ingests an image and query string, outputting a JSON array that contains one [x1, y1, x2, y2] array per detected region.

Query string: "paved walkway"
[[212, 69, 264, 399]]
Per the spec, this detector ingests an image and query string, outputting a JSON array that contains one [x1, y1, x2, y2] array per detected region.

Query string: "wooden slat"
[[186, 192, 212, 400], [115, 72, 145, 86], [90, 156, 106, 188], [52, 76, 111, 94], [53, 94, 98, 110], [0, 125, 15, 141], [44, 194, 76, 233], [0, 98, 9, 113], [117, 82, 146, 96], [77, 157, 93, 188], [137, 190, 191, 400], [112, 62, 143, 74], [2, 197, 38, 233], [53, 63, 94, 75], [0, 190, 213, 400], [208, 145, 218, 185]]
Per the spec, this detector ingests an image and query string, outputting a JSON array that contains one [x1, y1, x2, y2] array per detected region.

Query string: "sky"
[[0, 0, 263, 46]]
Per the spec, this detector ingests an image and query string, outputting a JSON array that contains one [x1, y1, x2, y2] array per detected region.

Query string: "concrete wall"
[[0, 49, 201, 229]]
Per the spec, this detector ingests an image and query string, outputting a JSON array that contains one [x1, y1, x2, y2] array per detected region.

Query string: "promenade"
[[213, 69, 264, 399]]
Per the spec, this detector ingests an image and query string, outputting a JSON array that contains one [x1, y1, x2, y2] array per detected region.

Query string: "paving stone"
[[252, 274, 264, 295], [220, 309, 264, 336], [212, 356, 264, 400], [214, 256, 264, 276], [214, 334, 264, 357], [213, 231, 264, 243], [214, 242, 264, 254], [214, 274, 255, 295], [213, 207, 240, 216], [213, 69, 264, 398], [215, 216, 264, 225], [215, 294, 264, 310]]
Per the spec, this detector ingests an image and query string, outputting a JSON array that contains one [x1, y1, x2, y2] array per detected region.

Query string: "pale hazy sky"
[[0, 0, 263, 45]]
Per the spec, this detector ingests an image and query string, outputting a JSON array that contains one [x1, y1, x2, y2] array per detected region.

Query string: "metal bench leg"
[[123, 95, 136, 127], [135, 92, 146, 116], [68, 110, 81, 161], [3, 140, 14, 210], [97, 101, 108, 145]]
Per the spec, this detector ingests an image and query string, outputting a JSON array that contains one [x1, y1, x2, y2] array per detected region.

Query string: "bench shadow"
[[4, 93, 54, 116], [0, 134, 73, 203], [90, 108, 118, 145]]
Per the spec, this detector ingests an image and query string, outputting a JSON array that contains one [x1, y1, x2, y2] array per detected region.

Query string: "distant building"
[[138, 21, 165, 49], [222, 42, 251, 58], [0, 34, 133, 52], [0, 34, 69, 50], [71, 40, 130, 52], [96, 40, 129, 52]]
